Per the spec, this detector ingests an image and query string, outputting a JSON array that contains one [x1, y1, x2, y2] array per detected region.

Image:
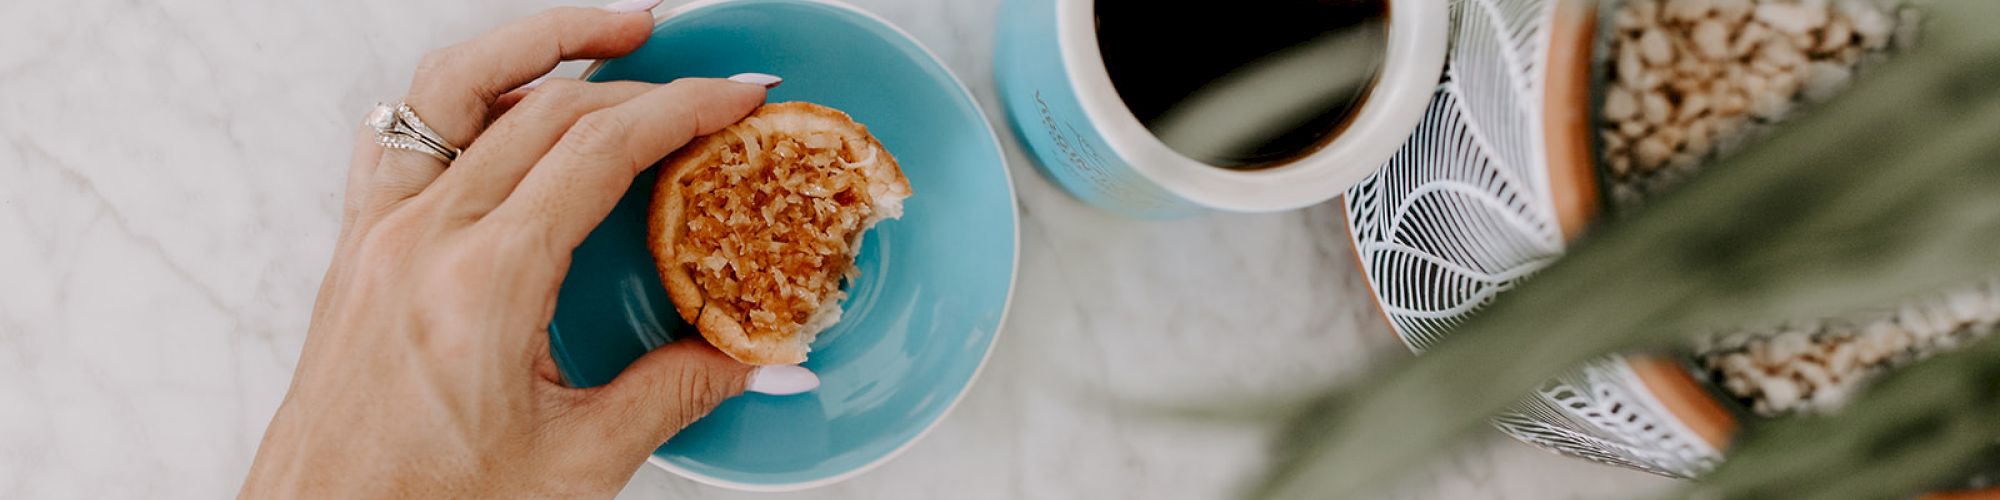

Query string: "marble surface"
[[0, 0, 1673, 498]]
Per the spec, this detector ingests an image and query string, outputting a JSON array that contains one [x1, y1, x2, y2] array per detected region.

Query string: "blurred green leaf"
[[1252, 0, 2000, 497], [1679, 334, 2000, 500]]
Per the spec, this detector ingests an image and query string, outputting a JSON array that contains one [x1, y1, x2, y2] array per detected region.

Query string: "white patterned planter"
[[1342, 0, 1732, 477]]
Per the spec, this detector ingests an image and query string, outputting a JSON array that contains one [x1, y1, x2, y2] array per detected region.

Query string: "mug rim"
[[1058, 0, 1448, 212]]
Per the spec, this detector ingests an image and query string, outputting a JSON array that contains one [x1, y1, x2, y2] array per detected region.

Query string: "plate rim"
[[579, 0, 1021, 491]]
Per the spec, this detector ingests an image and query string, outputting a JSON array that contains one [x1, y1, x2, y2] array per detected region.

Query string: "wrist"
[[240, 404, 401, 498]]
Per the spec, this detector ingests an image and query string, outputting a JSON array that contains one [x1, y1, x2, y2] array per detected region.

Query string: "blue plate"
[[551, 0, 1018, 490]]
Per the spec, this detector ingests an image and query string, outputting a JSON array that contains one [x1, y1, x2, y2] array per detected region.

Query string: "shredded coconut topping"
[[674, 122, 876, 339]]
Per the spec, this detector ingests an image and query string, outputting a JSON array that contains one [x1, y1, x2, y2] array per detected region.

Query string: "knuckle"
[[358, 211, 419, 251], [664, 367, 723, 432], [421, 323, 480, 360], [631, 97, 699, 149], [516, 79, 585, 117], [408, 47, 474, 112], [472, 221, 559, 280], [472, 201, 567, 270], [676, 354, 739, 409], [658, 78, 718, 107], [537, 77, 588, 99], [350, 218, 421, 281], [412, 249, 495, 356], [498, 223, 565, 268], [563, 111, 629, 157], [661, 77, 702, 91], [413, 46, 461, 79], [680, 367, 718, 403], [406, 190, 478, 228]]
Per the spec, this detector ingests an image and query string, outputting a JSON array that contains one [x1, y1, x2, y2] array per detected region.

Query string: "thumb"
[[586, 339, 819, 446]]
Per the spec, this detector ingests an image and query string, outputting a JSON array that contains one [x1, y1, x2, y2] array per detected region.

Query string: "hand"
[[241, 3, 816, 497]]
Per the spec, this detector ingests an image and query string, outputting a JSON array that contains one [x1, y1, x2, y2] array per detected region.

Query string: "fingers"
[[369, 4, 658, 209], [583, 340, 755, 447], [487, 85, 537, 124], [551, 340, 818, 474], [485, 76, 770, 257], [404, 4, 658, 147], [430, 79, 658, 218]]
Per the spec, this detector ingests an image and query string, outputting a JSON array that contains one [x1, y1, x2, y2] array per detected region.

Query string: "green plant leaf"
[[1677, 334, 2000, 500], [1252, 0, 2000, 497]]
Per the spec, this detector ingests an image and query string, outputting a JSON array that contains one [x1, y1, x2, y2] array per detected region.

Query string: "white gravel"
[[1692, 280, 1998, 416], [1597, 0, 1971, 418], [1599, 0, 1916, 206]]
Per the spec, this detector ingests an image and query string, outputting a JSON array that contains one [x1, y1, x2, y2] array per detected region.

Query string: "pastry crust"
[[648, 102, 910, 365]]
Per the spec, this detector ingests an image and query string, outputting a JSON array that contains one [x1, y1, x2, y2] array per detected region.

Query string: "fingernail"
[[522, 75, 548, 90], [601, 0, 661, 13], [746, 365, 818, 395], [727, 72, 784, 89]]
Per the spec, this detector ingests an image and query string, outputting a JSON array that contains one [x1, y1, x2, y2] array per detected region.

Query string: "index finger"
[[484, 75, 775, 259], [405, 4, 661, 147], [365, 4, 661, 212]]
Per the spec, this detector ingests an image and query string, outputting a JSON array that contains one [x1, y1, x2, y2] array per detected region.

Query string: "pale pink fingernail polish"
[[727, 72, 784, 89], [601, 0, 662, 13], [746, 365, 818, 395]]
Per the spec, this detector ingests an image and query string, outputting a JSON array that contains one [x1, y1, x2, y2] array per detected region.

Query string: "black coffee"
[[1096, 0, 1388, 169]]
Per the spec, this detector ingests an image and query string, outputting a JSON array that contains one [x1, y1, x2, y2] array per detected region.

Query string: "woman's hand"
[[241, 2, 815, 497]]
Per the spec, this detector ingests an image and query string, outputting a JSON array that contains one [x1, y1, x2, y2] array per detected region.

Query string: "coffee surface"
[[1096, 0, 1388, 169]]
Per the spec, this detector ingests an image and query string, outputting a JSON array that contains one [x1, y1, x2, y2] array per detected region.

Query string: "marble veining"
[[0, 0, 1670, 498]]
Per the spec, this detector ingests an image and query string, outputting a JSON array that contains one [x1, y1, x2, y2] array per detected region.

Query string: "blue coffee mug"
[[994, 0, 1448, 218]]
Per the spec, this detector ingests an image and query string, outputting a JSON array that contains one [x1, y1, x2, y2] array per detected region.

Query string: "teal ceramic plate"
[[551, 0, 1018, 490]]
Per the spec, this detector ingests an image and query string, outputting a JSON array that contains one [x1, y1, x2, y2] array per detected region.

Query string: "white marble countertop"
[[0, 0, 1672, 498]]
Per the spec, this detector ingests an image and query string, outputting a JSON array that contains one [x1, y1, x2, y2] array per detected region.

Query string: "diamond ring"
[[366, 102, 462, 164]]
